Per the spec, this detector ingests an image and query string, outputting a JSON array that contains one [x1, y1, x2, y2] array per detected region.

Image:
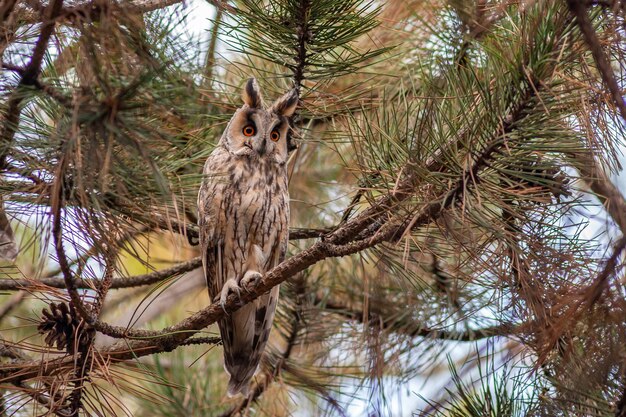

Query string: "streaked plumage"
[[197, 78, 297, 396]]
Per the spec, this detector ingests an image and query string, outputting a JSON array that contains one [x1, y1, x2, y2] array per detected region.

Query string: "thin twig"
[[586, 236, 626, 306], [0, 291, 27, 322], [68, 253, 115, 416], [568, 0, 626, 122], [0, 0, 64, 170], [321, 299, 513, 342], [293, 0, 311, 96], [0, 258, 203, 291], [179, 336, 221, 347], [17, 0, 236, 27], [13, 382, 71, 417]]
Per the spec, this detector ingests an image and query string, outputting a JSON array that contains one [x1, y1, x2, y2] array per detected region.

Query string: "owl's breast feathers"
[[200, 147, 289, 259]]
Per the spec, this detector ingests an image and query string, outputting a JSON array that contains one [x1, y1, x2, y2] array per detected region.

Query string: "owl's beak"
[[253, 137, 267, 156]]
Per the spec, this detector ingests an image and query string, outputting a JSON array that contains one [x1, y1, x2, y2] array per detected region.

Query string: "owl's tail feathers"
[[227, 376, 251, 397]]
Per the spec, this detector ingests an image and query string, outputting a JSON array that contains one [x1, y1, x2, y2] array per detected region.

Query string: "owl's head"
[[221, 78, 298, 165]]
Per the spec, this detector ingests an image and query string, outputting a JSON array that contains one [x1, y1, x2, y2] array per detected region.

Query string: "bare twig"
[[0, 258, 203, 291], [17, 0, 236, 27], [586, 236, 626, 306], [179, 336, 221, 347], [568, 0, 626, 122], [321, 299, 513, 342], [578, 152, 626, 238]]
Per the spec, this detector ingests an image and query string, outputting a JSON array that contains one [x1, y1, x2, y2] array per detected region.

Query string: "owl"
[[197, 78, 297, 396]]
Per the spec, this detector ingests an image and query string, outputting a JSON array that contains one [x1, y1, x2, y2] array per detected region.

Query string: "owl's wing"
[[197, 150, 229, 302]]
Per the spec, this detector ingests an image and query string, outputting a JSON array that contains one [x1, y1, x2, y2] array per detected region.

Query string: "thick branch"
[[15, 58, 536, 361], [72, 129, 508, 354], [0, 198, 442, 385]]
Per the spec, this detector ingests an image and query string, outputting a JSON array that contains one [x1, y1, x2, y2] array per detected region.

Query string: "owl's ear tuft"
[[272, 89, 298, 117], [242, 78, 262, 108]]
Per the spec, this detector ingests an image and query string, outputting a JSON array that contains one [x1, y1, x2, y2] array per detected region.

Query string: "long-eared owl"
[[197, 78, 297, 396]]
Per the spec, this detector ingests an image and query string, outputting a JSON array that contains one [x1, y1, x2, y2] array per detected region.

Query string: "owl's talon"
[[219, 278, 242, 311], [241, 271, 263, 292]]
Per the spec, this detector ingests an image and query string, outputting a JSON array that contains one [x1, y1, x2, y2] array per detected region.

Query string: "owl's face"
[[221, 79, 298, 165]]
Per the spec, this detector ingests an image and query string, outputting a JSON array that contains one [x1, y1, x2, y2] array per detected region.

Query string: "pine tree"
[[1, 0, 626, 416]]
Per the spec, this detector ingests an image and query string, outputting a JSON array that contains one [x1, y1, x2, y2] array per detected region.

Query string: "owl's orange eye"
[[242, 125, 256, 137], [270, 130, 280, 142]]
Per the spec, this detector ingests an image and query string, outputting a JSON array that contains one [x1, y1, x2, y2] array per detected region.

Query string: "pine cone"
[[37, 301, 89, 353]]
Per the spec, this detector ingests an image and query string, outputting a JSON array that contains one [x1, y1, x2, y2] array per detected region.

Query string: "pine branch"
[[76, 132, 516, 349], [18, 0, 236, 26], [8, 45, 550, 364], [578, 152, 626, 239], [321, 300, 513, 342], [0, 258, 202, 291], [178, 336, 221, 347], [0, 150, 512, 385], [289, 227, 333, 239], [0, 0, 64, 171], [293, 0, 311, 95], [568, 0, 626, 122]]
